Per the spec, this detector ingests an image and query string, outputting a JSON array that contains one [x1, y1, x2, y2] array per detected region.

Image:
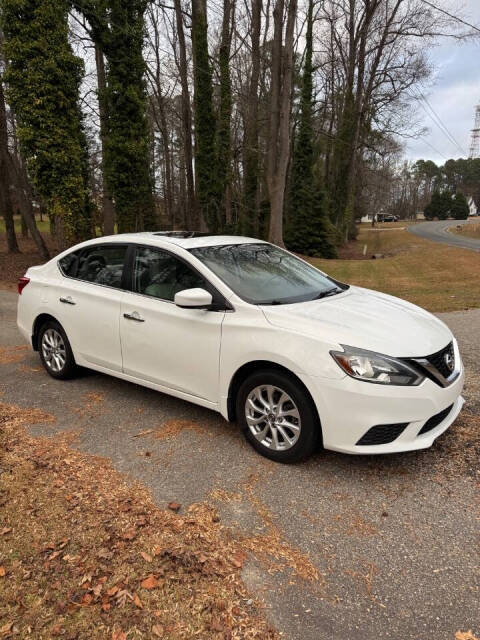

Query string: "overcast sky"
[[406, 0, 480, 165]]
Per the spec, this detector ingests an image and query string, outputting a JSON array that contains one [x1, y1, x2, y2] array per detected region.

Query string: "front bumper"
[[300, 364, 465, 455]]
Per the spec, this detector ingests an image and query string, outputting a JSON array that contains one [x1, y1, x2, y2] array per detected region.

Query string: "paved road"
[[1, 290, 479, 639], [409, 218, 480, 251]]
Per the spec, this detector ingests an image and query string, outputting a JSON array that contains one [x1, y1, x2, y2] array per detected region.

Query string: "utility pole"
[[468, 103, 480, 159]]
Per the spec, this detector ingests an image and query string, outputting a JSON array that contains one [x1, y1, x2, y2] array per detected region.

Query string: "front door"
[[120, 245, 225, 402]]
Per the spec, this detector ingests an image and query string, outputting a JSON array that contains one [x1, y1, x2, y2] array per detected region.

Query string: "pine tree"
[[424, 190, 451, 220], [451, 191, 469, 220], [285, 0, 336, 257], [2, 0, 92, 249]]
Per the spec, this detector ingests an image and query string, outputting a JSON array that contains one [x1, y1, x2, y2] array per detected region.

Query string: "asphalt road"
[[1, 290, 479, 640], [409, 218, 480, 251]]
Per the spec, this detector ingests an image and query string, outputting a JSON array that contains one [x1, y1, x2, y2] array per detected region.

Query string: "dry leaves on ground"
[[0, 401, 277, 639]]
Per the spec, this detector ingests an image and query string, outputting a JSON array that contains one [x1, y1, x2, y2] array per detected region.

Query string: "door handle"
[[59, 296, 76, 305], [123, 311, 145, 322]]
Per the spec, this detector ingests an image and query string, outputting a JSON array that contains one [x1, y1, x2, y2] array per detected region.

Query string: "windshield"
[[189, 243, 347, 304]]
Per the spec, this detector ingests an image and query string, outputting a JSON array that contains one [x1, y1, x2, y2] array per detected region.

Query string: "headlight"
[[330, 345, 424, 386]]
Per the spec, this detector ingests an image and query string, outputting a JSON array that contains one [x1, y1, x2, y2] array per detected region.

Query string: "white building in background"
[[467, 196, 477, 216]]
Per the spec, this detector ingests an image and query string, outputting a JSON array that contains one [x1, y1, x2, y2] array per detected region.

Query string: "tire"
[[38, 320, 78, 380], [236, 369, 320, 463]]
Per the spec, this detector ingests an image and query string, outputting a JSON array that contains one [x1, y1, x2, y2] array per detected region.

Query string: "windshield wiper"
[[313, 287, 342, 300]]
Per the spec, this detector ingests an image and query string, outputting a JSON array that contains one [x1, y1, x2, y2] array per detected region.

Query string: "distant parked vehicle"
[[17, 232, 464, 462], [379, 214, 399, 223]]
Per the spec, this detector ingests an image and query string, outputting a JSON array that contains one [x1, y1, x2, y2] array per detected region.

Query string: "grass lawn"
[[309, 224, 480, 312], [0, 216, 50, 234], [450, 221, 480, 240]]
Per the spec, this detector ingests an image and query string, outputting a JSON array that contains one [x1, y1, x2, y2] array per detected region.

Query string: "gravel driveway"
[[409, 219, 480, 251], [0, 290, 478, 640]]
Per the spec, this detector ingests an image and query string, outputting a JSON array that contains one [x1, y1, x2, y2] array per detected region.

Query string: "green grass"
[[309, 225, 480, 312], [0, 216, 50, 233]]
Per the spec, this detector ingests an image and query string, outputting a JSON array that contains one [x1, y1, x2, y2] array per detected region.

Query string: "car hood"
[[261, 286, 452, 358]]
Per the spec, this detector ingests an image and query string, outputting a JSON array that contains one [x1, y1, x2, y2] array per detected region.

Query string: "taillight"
[[18, 277, 30, 295]]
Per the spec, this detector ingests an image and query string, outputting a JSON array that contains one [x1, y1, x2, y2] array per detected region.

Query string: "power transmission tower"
[[469, 103, 480, 159]]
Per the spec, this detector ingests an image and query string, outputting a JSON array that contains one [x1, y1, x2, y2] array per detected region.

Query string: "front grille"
[[356, 422, 409, 446], [425, 342, 455, 379], [418, 404, 454, 436]]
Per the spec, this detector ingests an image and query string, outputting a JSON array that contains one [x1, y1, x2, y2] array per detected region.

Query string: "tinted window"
[[58, 251, 79, 277], [133, 247, 206, 301], [60, 245, 127, 289], [190, 243, 346, 304]]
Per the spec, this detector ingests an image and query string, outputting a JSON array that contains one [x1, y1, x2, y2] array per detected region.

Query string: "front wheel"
[[236, 370, 320, 463], [38, 320, 78, 380]]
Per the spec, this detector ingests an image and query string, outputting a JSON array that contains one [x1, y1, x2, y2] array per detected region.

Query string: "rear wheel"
[[38, 320, 77, 380], [236, 370, 320, 463]]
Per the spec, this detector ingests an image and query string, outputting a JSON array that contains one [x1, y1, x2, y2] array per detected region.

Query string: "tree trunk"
[[95, 42, 115, 236], [174, 0, 197, 229], [242, 0, 261, 235], [216, 0, 234, 232], [192, 0, 217, 232], [266, 0, 297, 247], [0, 76, 19, 253]]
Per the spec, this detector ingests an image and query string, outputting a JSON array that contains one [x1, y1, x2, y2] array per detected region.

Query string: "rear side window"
[[59, 245, 128, 289]]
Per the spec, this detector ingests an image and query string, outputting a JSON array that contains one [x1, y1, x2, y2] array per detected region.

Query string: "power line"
[[417, 90, 468, 155], [419, 0, 480, 34], [419, 137, 448, 161], [409, 88, 468, 156]]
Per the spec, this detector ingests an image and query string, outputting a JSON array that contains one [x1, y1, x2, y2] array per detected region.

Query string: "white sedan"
[[17, 233, 464, 462]]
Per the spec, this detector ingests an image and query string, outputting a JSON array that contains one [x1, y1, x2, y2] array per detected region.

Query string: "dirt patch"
[[0, 401, 277, 639], [0, 345, 28, 365]]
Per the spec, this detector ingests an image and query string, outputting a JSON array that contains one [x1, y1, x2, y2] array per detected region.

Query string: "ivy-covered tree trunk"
[[285, 0, 335, 258], [94, 41, 115, 236], [192, 0, 219, 232], [2, 0, 91, 250], [101, 0, 156, 233], [216, 0, 233, 231], [242, 0, 261, 236]]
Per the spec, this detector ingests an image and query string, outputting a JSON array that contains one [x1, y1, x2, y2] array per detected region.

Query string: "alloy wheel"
[[41, 328, 67, 373], [245, 385, 301, 451]]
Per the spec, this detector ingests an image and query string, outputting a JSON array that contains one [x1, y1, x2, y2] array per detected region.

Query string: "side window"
[[73, 245, 127, 288], [58, 251, 80, 277], [133, 246, 206, 301]]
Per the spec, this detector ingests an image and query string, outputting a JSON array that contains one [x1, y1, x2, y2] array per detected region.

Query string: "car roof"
[[89, 232, 267, 250]]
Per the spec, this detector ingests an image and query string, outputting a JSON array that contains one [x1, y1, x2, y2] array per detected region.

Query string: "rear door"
[[119, 245, 225, 402], [56, 243, 128, 372]]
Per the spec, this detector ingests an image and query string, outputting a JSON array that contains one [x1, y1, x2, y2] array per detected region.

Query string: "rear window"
[[58, 244, 128, 289]]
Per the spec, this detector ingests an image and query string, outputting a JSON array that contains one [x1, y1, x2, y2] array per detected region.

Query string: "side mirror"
[[174, 287, 213, 309]]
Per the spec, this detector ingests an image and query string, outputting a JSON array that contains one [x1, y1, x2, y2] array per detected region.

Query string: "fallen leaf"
[[0, 622, 13, 635], [0, 528, 12, 536], [152, 545, 163, 556], [230, 552, 246, 568], [115, 589, 133, 607], [134, 593, 143, 609], [168, 501, 181, 512], [456, 632, 479, 640], [0, 567, 5, 577], [140, 551, 152, 563], [141, 575, 159, 590], [122, 529, 137, 541], [112, 631, 126, 640], [152, 625, 164, 637]]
